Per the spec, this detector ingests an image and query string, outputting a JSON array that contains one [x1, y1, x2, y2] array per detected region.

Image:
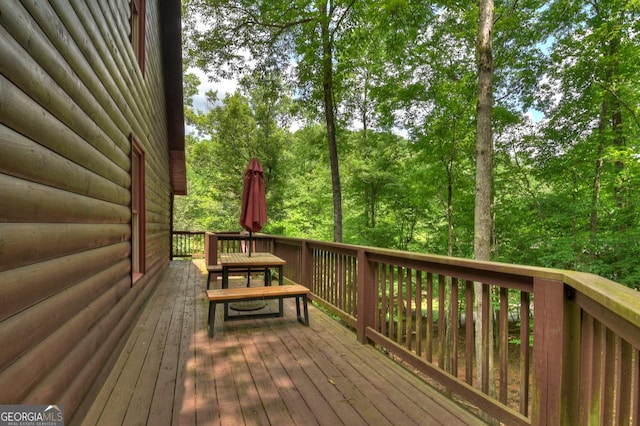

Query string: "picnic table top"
[[218, 252, 286, 267]]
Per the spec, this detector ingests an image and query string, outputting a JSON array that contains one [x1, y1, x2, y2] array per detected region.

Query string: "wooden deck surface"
[[73, 260, 485, 425]]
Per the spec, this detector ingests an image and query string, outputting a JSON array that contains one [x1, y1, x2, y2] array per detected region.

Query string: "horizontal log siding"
[[0, 3, 131, 154], [0, 223, 130, 273], [0, 260, 131, 382], [0, 174, 131, 223], [0, 0, 175, 421], [0, 126, 130, 205]]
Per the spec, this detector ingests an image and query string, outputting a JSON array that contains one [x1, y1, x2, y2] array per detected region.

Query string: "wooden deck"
[[73, 260, 485, 425]]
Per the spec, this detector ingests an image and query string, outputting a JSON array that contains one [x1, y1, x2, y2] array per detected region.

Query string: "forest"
[[176, 0, 640, 288]]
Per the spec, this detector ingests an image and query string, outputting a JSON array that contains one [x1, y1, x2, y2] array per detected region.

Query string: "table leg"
[[208, 301, 217, 337], [278, 265, 284, 315], [222, 266, 229, 320]]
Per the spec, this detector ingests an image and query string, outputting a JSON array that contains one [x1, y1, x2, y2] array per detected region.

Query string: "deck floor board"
[[74, 260, 485, 425]]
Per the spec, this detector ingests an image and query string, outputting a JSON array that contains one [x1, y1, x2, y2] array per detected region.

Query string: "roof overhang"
[[160, 0, 187, 195]]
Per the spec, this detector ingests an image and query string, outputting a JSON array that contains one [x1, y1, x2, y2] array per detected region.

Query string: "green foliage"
[[275, 125, 335, 240], [179, 0, 640, 288]]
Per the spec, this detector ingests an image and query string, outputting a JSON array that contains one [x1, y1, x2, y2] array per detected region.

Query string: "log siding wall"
[[0, 0, 182, 420]]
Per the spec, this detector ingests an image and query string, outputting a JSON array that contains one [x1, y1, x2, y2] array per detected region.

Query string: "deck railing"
[[171, 231, 205, 259], [191, 231, 640, 425]]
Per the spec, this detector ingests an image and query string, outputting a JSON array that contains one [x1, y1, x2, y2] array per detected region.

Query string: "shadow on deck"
[[73, 260, 485, 425]]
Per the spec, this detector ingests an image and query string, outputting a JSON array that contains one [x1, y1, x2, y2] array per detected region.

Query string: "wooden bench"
[[207, 284, 310, 337]]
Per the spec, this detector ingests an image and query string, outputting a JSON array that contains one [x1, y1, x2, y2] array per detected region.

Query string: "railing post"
[[205, 232, 219, 267], [170, 193, 174, 259], [300, 241, 313, 289], [357, 249, 375, 344], [532, 277, 577, 425]]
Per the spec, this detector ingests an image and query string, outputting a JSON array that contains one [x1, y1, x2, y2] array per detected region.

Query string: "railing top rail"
[[206, 231, 271, 238], [563, 270, 640, 329], [266, 233, 562, 277]]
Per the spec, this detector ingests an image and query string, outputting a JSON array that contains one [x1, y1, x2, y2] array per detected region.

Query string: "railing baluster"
[[351, 255, 357, 317], [327, 251, 333, 305], [335, 252, 339, 307], [373, 262, 380, 332], [397, 266, 403, 345], [330, 251, 335, 305], [345, 254, 350, 313], [314, 249, 320, 297], [615, 339, 632, 423], [520, 290, 530, 416], [404, 268, 414, 350], [451, 277, 458, 378], [602, 329, 616, 424], [425, 272, 433, 363], [465, 280, 474, 386], [481, 282, 491, 395], [339, 253, 346, 312], [323, 250, 329, 304], [579, 312, 595, 425], [381, 263, 387, 336], [499, 287, 509, 404], [317, 250, 323, 299], [633, 347, 640, 425], [416, 271, 423, 358], [389, 265, 395, 341], [438, 274, 445, 370]]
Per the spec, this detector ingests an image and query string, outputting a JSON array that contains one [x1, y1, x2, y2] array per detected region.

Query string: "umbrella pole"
[[247, 231, 252, 287]]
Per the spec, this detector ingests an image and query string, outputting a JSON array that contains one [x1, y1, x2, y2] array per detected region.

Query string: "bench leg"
[[206, 272, 211, 290], [303, 295, 309, 325], [296, 295, 309, 326], [208, 301, 217, 337], [296, 296, 301, 318]]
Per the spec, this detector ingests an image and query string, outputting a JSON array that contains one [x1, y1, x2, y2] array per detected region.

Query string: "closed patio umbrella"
[[239, 157, 267, 256]]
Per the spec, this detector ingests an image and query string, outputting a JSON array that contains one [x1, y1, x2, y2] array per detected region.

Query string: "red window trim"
[[131, 0, 146, 75], [131, 135, 146, 284]]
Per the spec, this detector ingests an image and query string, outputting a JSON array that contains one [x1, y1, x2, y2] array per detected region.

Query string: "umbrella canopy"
[[239, 158, 267, 255]]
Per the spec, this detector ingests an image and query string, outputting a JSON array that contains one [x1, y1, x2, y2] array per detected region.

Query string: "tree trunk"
[[475, 0, 494, 262], [320, 5, 343, 243], [446, 156, 454, 258], [445, 122, 456, 258], [591, 32, 625, 250], [474, 0, 495, 400], [590, 140, 604, 247], [609, 36, 625, 215]]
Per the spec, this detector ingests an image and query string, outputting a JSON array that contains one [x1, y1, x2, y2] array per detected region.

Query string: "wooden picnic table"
[[218, 252, 287, 321]]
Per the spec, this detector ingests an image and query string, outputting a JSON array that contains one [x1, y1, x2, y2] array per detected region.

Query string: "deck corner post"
[[532, 277, 574, 425], [170, 195, 175, 259], [205, 232, 218, 267], [357, 249, 375, 344]]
